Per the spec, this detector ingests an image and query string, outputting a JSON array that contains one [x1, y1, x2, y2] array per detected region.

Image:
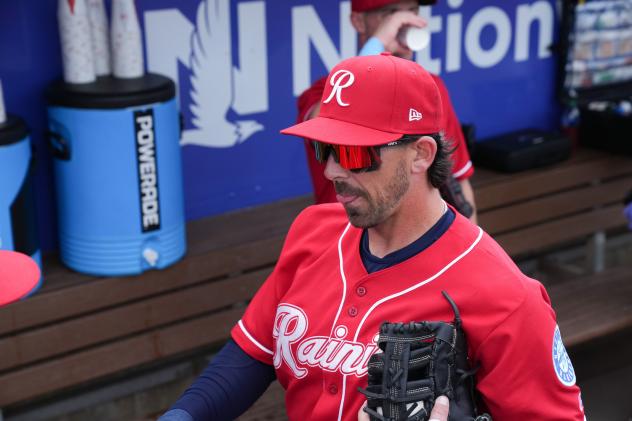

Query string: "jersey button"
[[348, 306, 358, 317], [356, 286, 367, 296], [328, 384, 338, 394]]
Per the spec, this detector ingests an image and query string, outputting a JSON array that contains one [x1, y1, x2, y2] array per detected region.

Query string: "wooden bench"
[[472, 147, 632, 348], [0, 147, 630, 420], [475, 148, 631, 259], [0, 196, 310, 418]]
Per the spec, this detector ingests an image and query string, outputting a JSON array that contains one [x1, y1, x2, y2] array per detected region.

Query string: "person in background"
[[297, 0, 478, 222]]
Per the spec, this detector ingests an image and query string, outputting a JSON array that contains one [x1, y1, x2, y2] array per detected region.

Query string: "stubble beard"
[[338, 161, 410, 228]]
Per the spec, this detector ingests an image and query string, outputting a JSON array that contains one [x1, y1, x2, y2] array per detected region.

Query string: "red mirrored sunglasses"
[[312, 137, 416, 173]]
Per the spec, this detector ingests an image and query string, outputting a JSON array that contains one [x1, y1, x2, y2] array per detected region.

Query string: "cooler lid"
[[0, 250, 40, 307], [0, 115, 29, 146], [46, 73, 176, 109]]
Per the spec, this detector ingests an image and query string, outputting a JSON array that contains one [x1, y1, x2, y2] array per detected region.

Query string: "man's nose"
[[323, 154, 348, 181]]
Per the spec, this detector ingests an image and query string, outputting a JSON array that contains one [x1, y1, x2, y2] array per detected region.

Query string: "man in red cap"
[[297, 0, 478, 222], [161, 54, 585, 421]]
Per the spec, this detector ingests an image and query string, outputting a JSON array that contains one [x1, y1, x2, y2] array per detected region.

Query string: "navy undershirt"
[[361, 207, 455, 273], [160, 208, 455, 420]]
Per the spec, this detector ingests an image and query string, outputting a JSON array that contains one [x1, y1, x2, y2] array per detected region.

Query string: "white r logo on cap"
[[323, 70, 355, 107]]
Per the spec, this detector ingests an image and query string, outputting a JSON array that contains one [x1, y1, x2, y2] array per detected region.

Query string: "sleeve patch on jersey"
[[552, 325, 576, 386]]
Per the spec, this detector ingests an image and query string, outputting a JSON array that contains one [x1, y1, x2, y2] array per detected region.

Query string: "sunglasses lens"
[[340, 145, 382, 172], [313, 142, 381, 172], [337, 145, 368, 170]]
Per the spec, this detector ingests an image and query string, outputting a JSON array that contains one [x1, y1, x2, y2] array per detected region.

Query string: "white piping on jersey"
[[336, 225, 484, 421], [334, 223, 352, 421], [452, 160, 473, 179], [352, 226, 484, 342], [330, 223, 352, 339], [238, 319, 274, 355]]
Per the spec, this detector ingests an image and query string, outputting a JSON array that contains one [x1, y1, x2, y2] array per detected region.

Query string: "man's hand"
[[358, 395, 450, 421], [428, 396, 450, 421], [373, 11, 427, 57]]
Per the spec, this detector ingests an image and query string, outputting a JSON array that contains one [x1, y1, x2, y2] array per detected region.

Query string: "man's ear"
[[350, 12, 366, 34], [411, 136, 437, 174]]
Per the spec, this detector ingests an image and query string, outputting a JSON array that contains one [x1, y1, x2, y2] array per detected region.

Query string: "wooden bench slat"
[[469, 148, 606, 186], [0, 307, 246, 407], [0, 235, 282, 336], [474, 153, 632, 211], [186, 196, 310, 255], [550, 265, 632, 347], [34, 264, 94, 294], [495, 204, 626, 257], [479, 176, 632, 235], [0, 268, 269, 372]]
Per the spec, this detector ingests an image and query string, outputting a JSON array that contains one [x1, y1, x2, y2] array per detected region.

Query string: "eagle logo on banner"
[[181, 0, 264, 148]]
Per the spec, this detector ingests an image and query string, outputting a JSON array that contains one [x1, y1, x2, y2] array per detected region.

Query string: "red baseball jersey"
[[231, 204, 585, 421], [297, 75, 474, 204]]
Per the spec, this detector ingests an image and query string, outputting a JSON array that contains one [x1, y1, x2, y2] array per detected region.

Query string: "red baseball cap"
[[351, 0, 436, 13], [281, 53, 442, 146], [0, 250, 41, 306]]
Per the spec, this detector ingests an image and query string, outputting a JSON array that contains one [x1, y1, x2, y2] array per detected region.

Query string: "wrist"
[[359, 37, 385, 56]]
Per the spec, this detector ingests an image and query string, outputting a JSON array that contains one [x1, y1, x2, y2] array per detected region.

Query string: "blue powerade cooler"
[[0, 115, 42, 293], [46, 74, 186, 276]]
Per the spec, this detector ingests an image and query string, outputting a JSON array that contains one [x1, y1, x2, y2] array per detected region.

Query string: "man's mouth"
[[334, 182, 363, 205], [336, 193, 358, 205]]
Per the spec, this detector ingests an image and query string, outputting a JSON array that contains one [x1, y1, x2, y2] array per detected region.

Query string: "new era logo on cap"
[[280, 53, 443, 147], [409, 108, 422, 121]]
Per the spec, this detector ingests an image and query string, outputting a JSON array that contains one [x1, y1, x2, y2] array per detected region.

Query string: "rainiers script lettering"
[[273, 303, 378, 378]]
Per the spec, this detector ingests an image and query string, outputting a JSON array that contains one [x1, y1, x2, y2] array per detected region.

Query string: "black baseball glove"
[[358, 291, 491, 421]]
